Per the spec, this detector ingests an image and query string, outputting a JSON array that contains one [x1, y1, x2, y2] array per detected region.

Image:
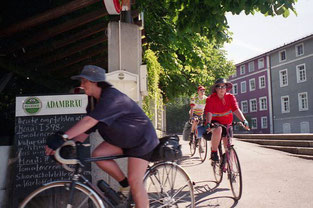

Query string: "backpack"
[[150, 135, 182, 162]]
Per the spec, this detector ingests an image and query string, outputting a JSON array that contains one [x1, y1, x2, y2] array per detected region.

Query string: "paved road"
[[177, 136, 313, 208]]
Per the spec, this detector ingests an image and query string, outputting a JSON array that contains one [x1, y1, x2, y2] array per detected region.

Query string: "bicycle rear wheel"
[[198, 137, 208, 162], [189, 134, 197, 156], [19, 181, 103, 208], [211, 145, 223, 184], [227, 148, 243, 200], [144, 162, 195, 208]]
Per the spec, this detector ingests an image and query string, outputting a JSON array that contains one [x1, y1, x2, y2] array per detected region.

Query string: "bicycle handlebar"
[[54, 140, 81, 171], [209, 122, 250, 131]]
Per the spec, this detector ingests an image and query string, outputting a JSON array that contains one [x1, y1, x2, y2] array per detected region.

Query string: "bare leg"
[[191, 120, 196, 133], [211, 127, 222, 151], [128, 157, 149, 208], [222, 137, 228, 152], [92, 141, 125, 182]]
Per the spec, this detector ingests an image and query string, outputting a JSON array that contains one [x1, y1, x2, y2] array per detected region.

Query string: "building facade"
[[269, 35, 313, 133], [229, 55, 273, 133], [229, 34, 313, 134]]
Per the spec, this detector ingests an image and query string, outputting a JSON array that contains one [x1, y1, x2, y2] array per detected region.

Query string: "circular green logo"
[[23, 97, 42, 114]]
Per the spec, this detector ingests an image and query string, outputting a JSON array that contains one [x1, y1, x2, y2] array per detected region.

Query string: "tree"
[[134, 0, 297, 101]]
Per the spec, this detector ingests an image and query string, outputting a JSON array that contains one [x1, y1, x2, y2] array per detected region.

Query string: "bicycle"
[[19, 140, 195, 208], [209, 122, 249, 201], [189, 117, 208, 162]]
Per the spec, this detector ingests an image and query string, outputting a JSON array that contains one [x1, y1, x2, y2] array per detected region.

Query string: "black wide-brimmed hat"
[[211, 78, 233, 93]]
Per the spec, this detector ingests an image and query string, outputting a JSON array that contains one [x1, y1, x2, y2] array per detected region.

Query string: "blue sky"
[[223, 0, 313, 64]]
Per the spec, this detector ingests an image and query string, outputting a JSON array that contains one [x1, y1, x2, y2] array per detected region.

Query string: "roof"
[[235, 33, 313, 66], [0, 0, 143, 91]]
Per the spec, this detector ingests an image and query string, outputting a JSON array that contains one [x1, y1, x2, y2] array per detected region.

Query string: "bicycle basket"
[[150, 135, 182, 162]]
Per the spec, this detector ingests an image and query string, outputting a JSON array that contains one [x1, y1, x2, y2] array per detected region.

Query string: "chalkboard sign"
[[12, 94, 91, 207]]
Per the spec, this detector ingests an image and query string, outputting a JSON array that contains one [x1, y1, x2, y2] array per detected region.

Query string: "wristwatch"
[[62, 134, 69, 141]]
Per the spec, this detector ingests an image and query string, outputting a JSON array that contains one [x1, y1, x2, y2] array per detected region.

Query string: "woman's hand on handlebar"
[[235, 121, 250, 131], [45, 131, 67, 156], [204, 123, 213, 132]]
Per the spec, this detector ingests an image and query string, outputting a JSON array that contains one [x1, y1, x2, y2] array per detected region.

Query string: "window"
[[250, 99, 257, 112], [241, 100, 248, 113], [258, 58, 265, 69], [283, 123, 291, 133], [241, 81, 246, 93], [279, 69, 288, 87], [240, 65, 245, 75], [296, 64, 306, 83], [251, 118, 257, 129], [249, 78, 256, 91], [248, 61, 255, 72], [259, 76, 266, 89], [233, 83, 238, 95], [261, 117, 268, 129], [300, 122, 310, 133], [298, 92, 308, 111], [259, 96, 267, 111], [281, 96, 290, 113], [279, 50, 286, 62], [295, 43, 304, 57]]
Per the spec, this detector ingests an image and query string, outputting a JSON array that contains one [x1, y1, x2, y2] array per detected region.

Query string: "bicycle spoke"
[[144, 163, 195, 207], [227, 148, 242, 200], [19, 182, 101, 208], [76, 191, 93, 208], [199, 138, 207, 162]]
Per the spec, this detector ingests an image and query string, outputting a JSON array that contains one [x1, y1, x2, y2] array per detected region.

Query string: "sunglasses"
[[216, 85, 227, 89]]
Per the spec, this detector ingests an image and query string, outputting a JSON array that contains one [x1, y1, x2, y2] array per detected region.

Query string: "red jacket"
[[204, 93, 238, 125]]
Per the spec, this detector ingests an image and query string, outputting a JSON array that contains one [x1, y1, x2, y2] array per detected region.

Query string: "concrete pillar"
[[108, 22, 142, 75], [0, 146, 11, 208]]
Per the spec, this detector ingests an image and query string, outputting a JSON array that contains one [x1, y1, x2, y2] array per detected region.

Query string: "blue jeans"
[[197, 125, 206, 139]]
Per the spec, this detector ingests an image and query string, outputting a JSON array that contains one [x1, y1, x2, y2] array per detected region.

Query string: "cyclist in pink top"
[[204, 78, 249, 161]]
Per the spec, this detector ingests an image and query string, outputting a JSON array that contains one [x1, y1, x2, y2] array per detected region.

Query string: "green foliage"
[[142, 49, 164, 120], [134, 0, 296, 101], [166, 98, 190, 134], [135, 0, 297, 43]]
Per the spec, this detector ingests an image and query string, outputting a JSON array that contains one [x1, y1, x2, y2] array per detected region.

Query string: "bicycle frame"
[[20, 140, 195, 208], [210, 122, 245, 200], [62, 154, 130, 208]]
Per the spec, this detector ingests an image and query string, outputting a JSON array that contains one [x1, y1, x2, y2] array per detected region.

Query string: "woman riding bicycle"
[[189, 85, 207, 144], [45, 65, 159, 208], [204, 78, 249, 162]]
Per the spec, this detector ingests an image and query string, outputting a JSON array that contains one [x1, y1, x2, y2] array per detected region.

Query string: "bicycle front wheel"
[[144, 162, 195, 208], [19, 181, 103, 208], [227, 148, 243, 200], [189, 134, 197, 156], [211, 146, 223, 184], [198, 137, 208, 162]]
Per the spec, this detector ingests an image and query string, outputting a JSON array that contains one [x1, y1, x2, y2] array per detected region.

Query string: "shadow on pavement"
[[178, 155, 206, 167], [193, 180, 238, 207]]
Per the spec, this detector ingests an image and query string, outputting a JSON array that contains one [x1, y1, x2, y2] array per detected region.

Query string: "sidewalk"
[[177, 135, 313, 208]]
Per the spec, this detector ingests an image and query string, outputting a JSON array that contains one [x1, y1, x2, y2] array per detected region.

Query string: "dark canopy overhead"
[[0, 0, 142, 91]]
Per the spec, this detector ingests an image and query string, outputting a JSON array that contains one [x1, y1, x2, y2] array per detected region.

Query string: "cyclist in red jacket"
[[204, 78, 249, 161]]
